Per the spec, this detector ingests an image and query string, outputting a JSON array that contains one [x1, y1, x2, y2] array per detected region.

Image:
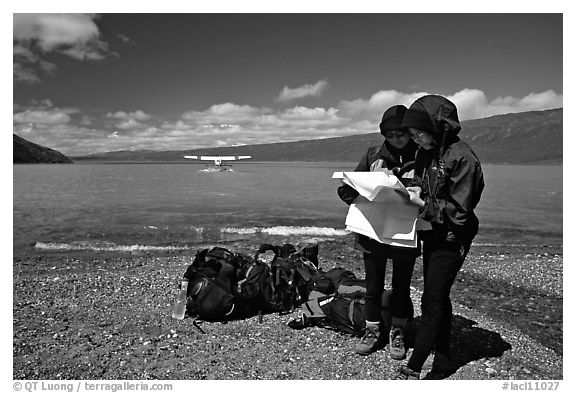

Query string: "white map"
[[333, 171, 419, 248]]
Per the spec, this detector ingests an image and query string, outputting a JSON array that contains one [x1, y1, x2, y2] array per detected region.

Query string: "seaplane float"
[[184, 155, 252, 172]]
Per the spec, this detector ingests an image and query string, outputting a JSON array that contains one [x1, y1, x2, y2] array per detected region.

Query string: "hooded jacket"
[[402, 95, 485, 245]]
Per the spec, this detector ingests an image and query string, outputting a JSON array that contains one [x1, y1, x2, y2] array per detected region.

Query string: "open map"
[[333, 171, 419, 247]]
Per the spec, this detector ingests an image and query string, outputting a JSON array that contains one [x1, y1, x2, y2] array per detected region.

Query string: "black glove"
[[337, 183, 359, 205], [393, 161, 415, 178]]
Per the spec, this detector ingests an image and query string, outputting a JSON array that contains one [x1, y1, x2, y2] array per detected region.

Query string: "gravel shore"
[[12, 236, 563, 380]]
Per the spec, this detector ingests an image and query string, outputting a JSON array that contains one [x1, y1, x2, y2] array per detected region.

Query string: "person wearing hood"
[[337, 105, 420, 360], [395, 95, 485, 380]]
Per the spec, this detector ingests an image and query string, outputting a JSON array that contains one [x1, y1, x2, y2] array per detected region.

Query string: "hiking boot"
[[389, 327, 406, 360], [354, 324, 384, 355], [422, 370, 452, 380], [394, 365, 420, 380], [423, 352, 455, 379]]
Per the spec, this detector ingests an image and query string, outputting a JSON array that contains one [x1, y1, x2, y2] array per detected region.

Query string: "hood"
[[402, 95, 461, 140]]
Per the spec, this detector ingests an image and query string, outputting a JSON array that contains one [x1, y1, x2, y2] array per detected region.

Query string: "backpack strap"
[[348, 298, 357, 328], [302, 295, 333, 318], [236, 264, 255, 293], [192, 317, 206, 334], [225, 303, 235, 316]]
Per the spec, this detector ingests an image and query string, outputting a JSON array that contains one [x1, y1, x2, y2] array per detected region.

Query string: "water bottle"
[[171, 279, 189, 320]]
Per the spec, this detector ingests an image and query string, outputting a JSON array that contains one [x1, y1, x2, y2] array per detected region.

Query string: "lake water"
[[12, 162, 563, 253]]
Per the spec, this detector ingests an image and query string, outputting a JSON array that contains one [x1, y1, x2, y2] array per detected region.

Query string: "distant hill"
[[13, 134, 73, 164], [72, 108, 562, 165]]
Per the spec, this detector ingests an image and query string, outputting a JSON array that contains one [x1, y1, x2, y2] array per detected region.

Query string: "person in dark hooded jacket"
[[337, 105, 420, 359], [395, 95, 485, 380]]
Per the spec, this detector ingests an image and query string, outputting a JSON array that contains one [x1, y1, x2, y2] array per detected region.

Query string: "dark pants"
[[363, 251, 416, 323], [407, 239, 469, 372]]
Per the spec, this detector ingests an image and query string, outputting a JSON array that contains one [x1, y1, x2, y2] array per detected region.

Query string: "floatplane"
[[184, 155, 252, 172]]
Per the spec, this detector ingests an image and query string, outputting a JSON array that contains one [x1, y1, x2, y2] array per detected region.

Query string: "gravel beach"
[[12, 235, 563, 380]]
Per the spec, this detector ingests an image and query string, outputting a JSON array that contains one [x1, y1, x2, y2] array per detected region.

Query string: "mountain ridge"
[[71, 107, 561, 164], [13, 134, 73, 164]]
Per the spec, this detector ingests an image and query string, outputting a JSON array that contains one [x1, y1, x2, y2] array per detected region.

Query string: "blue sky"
[[12, 11, 563, 156]]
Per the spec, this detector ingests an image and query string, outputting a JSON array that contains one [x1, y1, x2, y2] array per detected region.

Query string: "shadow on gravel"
[[405, 314, 512, 379]]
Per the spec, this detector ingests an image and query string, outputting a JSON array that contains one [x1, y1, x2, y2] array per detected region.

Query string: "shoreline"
[[13, 237, 562, 380], [13, 222, 563, 259], [30, 160, 564, 166]]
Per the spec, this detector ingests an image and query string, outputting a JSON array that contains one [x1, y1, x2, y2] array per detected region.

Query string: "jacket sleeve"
[[337, 149, 371, 205], [420, 154, 484, 241], [444, 158, 484, 223]]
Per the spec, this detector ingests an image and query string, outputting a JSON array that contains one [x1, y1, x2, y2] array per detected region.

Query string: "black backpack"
[[258, 243, 318, 312], [289, 290, 396, 337], [181, 244, 316, 323], [294, 293, 367, 336], [288, 268, 414, 337], [309, 267, 366, 297], [233, 254, 280, 314], [182, 247, 242, 321]]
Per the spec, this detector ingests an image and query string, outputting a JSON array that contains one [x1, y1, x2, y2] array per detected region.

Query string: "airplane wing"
[[184, 155, 251, 161], [200, 156, 237, 161]]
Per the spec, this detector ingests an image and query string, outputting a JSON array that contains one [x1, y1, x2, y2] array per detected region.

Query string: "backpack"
[[288, 267, 414, 337], [258, 243, 318, 312], [289, 290, 395, 337], [233, 254, 279, 314], [180, 244, 318, 323], [296, 293, 368, 336], [313, 267, 366, 298], [182, 247, 241, 321]]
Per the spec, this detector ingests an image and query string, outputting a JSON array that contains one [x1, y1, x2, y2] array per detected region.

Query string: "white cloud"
[[14, 14, 106, 55], [258, 106, 344, 130], [339, 88, 563, 123], [115, 119, 145, 130], [13, 14, 112, 83], [13, 88, 563, 156], [181, 103, 272, 125], [13, 44, 58, 84], [279, 106, 338, 120], [105, 110, 152, 130], [106, 110, 151, 121], [13, 45, 38, 62], [276, 80, 329, 102], [13, 63, 41, 84], [445, 89, 563, 120], [338, 90, 429, 121], [507, 90, 563, 111], [79, 116, 92, 126], [116, 34, 134, 44], [164, 120, 193, 131], [13, 101, 78, 125], [13, 110, 71, 125]]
